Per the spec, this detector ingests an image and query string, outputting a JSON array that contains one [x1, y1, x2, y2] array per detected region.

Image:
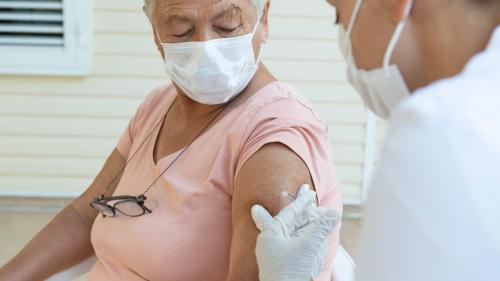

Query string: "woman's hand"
[[252, 185, 340, 281]]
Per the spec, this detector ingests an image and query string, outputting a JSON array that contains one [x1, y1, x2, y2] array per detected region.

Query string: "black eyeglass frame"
[[89, 194, 152, 218]]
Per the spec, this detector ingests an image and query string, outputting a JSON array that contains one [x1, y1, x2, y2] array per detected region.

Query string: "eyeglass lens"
[[92, 202, 115, 217], [114, 200, 146, 217]]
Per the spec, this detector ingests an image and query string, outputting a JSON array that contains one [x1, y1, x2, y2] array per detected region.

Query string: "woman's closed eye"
[[215, 24, 243, 36], [172, 28, 194, 38]]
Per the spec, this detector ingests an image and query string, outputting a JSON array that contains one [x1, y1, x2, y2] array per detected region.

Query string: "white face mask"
[[338, 0, 413, 119], [157, 19, 262, 105]]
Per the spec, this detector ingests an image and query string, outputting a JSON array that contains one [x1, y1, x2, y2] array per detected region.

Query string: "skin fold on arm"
[[0, 149, 125, 281], [227, 142, 317, 281]]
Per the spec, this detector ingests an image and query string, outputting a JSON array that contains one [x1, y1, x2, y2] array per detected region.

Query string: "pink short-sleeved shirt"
[[89, 81, 342, 281]]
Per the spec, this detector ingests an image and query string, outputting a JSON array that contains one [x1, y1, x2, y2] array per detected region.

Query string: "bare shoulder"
[[234, 142, 314, 216]]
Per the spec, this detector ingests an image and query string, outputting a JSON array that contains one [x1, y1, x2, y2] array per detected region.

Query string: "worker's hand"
[[251, 185, 340, 281]]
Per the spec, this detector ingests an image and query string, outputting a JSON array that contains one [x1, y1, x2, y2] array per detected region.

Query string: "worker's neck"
[[416, 6, 499, 88]]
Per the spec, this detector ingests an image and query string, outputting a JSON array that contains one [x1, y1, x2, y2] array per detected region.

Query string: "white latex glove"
[[252, 185, 340, 281]]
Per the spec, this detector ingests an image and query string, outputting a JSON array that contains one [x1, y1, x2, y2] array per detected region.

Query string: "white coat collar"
[[462, 25, 500, 75], [487, 25, 500, 49]]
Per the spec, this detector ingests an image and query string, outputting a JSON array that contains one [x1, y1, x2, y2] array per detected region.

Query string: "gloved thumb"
[[251, 204, 273, 232], [303, 210, 340, 252]]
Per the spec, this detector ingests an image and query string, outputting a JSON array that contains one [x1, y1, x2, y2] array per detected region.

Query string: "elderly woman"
[[0, 0, 341, 280]]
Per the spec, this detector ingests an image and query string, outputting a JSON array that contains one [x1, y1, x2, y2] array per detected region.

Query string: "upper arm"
[[226, 95, 341, 280], [227, 143, 315, 281]]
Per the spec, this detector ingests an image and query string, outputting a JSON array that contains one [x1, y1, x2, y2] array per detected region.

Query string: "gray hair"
[[144, 0, 264, 21]]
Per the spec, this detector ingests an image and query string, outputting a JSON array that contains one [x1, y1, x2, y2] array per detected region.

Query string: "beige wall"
[[0, 0, 380, 204]]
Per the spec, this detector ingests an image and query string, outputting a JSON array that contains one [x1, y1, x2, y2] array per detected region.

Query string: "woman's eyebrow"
[[212, 5, 243, 21], [165, 14, 193, 26]]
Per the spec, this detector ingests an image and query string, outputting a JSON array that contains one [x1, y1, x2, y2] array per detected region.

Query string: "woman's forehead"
[[156, 0, 255, 19]]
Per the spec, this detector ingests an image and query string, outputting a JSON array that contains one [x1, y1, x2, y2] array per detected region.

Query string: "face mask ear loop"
[[252, 6, 264, 64], [253, 22, 263, 65], [155, 30, 162, 44], [345, 0, 363, 66], [155, 29, 170, 64], [346, 0, 363, 37], [383, 0, 413, 76]]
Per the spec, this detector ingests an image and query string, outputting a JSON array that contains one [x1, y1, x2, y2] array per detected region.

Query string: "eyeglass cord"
[[100, 92, 242, 198], [100, 99, 174, 197]]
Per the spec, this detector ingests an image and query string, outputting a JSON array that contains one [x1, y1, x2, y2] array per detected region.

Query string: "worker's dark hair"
[[467, 0, 500, 13], [471, 0, 500, 5]]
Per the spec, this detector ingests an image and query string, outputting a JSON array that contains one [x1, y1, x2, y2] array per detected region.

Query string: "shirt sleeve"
[[115, 110, 138, 158], [355, 98, 499, 281], [234, 97, 342, 280], [235, 97, 340, 204]]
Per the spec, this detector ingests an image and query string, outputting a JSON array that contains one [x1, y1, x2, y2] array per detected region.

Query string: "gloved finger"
[[290, 206, 328, 238], [305, 206, 327, 221], [275, 187, 317, 236], [251, 205, 274, 232], [279, 184, 316, 218], [297, 184, 313, 197], [281, 184, 314, 202], [301, 210, 341, 253], [280, 185, 321, 226]]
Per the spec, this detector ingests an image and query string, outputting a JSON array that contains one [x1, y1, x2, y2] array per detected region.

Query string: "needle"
[[282, 191, 297, 202]]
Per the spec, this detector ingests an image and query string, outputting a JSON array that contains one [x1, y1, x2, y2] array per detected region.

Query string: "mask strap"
[[251, 1, 264, 37], [255, 47, 263, 64], [342, 0, 363, 66], [252, 5, 264, 64], [251, 20, 260, 36], [346, 0, 363, 37], [155, 29, 163, 44], [383, 0, 413, 74], [252, 21, 264, 64]]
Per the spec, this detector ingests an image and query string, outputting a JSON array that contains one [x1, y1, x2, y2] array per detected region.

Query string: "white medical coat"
[[356, 25, 500, 281]]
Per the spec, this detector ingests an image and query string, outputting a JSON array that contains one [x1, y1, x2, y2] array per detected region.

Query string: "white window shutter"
[[0, 0, 92, 75]]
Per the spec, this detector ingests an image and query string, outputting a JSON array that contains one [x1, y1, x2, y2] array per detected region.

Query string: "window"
[[0, 0, 92, 75]]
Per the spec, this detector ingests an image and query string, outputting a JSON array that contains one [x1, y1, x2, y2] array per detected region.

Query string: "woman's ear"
[[152, 27, 165, 59], [260, 0, 271, 42], [385, 0, 411, 23], [143, 6, 151, 23]]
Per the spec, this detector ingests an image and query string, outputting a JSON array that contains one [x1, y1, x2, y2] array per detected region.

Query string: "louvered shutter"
[[0, 0, 92, 75], [0, 0, 64, 46]]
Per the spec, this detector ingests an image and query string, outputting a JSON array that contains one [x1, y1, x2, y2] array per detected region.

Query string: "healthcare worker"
[[252, 0, 500, 280]]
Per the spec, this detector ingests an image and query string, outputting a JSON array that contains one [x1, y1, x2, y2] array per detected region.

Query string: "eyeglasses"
[[89, 194, 152, 218]]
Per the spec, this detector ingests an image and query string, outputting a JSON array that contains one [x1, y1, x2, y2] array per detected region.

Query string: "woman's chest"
[[90, 175, 234, 280], [90, 138, 237, 280]]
